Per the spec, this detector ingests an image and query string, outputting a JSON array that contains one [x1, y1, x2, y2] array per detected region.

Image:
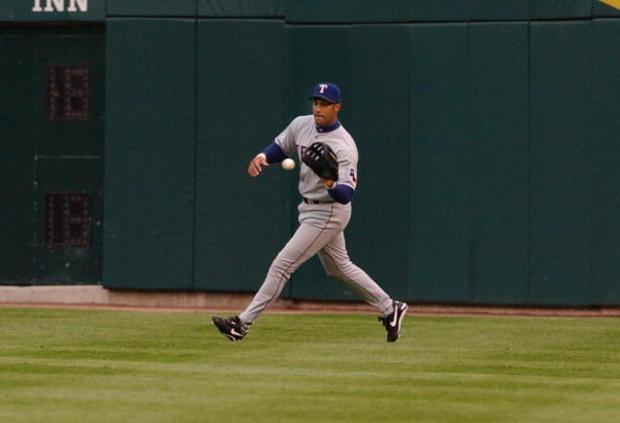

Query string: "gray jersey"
[[275, 115, 358, 202]]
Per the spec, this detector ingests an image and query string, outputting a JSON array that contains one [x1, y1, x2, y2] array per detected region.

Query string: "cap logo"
[[309, 82, 341, 103]]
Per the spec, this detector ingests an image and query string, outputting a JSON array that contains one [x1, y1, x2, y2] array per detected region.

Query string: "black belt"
[[303, 197, 333, 204]]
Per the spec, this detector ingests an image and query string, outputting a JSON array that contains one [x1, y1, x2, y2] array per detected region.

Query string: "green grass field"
[[1, 307, 619, 423]]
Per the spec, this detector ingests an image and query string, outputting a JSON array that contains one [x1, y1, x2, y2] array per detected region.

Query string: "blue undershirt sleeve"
[[328, 184, 355, 204], [262, 143, 287, 164]]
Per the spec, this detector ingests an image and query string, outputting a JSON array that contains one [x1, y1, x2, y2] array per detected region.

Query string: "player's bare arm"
[[248, 153, 269, 177]]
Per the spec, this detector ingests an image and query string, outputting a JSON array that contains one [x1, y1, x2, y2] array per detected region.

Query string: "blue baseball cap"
[[309, 82, 342, 103]]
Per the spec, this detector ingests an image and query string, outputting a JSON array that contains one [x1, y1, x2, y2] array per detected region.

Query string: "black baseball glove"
[[302, 142, 339, 181]]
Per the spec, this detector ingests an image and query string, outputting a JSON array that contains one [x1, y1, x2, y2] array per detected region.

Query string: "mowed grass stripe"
[[1, 307, 619, 423]]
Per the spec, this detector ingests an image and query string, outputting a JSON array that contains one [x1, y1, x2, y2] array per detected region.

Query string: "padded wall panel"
[[283, 26, 352, 114], [283, 25, 354, 300], [409, 24, 471, 302], [107, 0, 196, 16], [284, 25, 411, 302], [344, 25, 411, 301], [590, 19, 620, 304], [194, 20, 286, 293], [408, 0, 472, 21], [286, 0, 536, 23], [103, 19, 195, 290], [529, 0, 593, 19], [470, 0, 529, 21], [198, 0, 283, 17], [285, 0, 410, 23], [468, 23, 529, 304], [529, 21, 592, 305]]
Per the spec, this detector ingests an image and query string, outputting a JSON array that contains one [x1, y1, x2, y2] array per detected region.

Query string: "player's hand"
[[321, 178, 335, 189], [248, 153, 269, 177]]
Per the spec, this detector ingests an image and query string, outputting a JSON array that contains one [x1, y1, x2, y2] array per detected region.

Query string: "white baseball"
[[281, 158, 296, 171]]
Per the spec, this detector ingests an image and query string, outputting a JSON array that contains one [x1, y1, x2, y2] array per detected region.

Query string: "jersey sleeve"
[[261, 143, 287, 163], [335, 147, 358, 190], [274, 117, 302, 156]]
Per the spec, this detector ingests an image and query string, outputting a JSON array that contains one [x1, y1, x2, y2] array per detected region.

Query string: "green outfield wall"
[[1, 1, 619, 306]]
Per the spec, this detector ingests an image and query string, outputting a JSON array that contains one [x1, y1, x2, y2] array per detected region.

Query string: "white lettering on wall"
[[67, 0, 88, 12], [32, 0, 88, 12], [45, 0, 65, 12]]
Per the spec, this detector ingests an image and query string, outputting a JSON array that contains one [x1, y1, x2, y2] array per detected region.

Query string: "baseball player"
[[212, 83, 408, 342]]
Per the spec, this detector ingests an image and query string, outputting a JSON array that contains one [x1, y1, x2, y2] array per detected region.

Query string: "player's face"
[[313, 98, 341, 127]]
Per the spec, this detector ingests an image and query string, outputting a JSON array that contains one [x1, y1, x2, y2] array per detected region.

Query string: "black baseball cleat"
[[211, 315, 250, 341], [378, 301, 408, 342]]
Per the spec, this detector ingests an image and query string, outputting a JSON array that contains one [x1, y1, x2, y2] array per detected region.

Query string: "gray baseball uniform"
[[239, 115, 394, 324]]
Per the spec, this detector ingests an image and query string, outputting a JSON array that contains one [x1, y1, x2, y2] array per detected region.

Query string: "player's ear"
[[335, 103, 342, 113]]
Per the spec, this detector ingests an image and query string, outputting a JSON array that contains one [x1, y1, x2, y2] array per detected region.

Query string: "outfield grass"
[[0, 307, 619, 423]]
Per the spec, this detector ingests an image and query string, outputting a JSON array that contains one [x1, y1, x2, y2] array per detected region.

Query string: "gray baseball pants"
[[239, 201, 394, 324]]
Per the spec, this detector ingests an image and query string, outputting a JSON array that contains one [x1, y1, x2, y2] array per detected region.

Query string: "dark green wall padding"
[[107, 0, 196, 16], [285, 0, 620, 22], [465, 23, 529, 304], [529, 22, 592, 305], [197, 0, 284, 17], [193, 20, 287, 293], [409, 23, 472, 303], [3, 1, 617, 305], [103, 19, 196, 290], [100, 16, 620, 306], [590, 19, 620, 305]]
